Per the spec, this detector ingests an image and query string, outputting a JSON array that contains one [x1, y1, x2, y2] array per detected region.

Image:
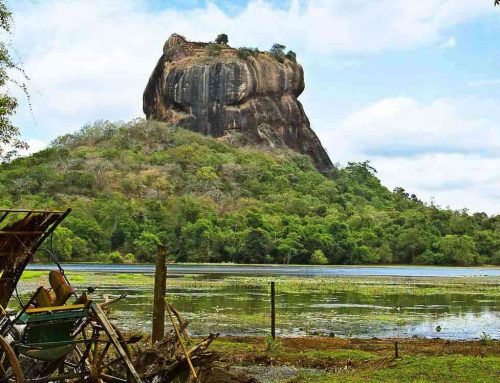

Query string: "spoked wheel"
[[0, 336, 24, 383], [71, 320, 136, 383], [88, 322, 135, 383]]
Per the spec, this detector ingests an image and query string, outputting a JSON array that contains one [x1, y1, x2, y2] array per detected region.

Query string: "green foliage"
[[265, 335, 282, 352], [270, 43, 286, 62], [1, 119, 498, 265], [215, 33, 228, 44], [310, 249, 328, 265], [237, 47, 260, 59], [207, 43, 223, 56], [437, 234, 480, 266], [0, 0, 28, 161], [286, 50, 297, 62]]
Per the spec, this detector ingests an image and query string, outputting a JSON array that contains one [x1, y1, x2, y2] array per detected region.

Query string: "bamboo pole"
[[152, 245, 167, 344], [166, 300, 198, 379]]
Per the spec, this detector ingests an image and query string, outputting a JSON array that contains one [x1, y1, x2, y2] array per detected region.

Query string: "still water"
[[28, 263, 500, 277], [23, 264, 500, 340]]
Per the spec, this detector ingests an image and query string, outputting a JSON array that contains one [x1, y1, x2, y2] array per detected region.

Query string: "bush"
[[286, 50, 297, 62], [207, 43, 223, 56], [109, 251, 123, 264], [123, 253, 136, 264], [237, 47, 260, 59], [270, 43, 286, 62], [310, 249, 328, 265]]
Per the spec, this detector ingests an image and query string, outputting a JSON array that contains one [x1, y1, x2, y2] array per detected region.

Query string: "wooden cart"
[[0, 209, 143, 383]]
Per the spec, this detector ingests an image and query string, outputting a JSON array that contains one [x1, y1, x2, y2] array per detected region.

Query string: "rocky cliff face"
[[143, 34, 333, 172]]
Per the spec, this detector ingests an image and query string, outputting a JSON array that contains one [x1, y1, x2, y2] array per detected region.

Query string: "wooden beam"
[[92, 303, 143, 383], [152, 245, 167, 344], [0, 231, 44, 236], [26, 304, 86, 314]]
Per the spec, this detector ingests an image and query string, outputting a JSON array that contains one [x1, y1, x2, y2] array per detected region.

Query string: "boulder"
[[143, 34, 333, 172]]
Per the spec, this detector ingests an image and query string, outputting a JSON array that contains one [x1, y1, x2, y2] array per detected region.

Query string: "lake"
[[27, 263, 500, 277], [21, 264, 500, 340]]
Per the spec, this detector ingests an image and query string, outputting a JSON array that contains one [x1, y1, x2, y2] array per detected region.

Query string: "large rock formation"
[[143, 34, 333, 172]]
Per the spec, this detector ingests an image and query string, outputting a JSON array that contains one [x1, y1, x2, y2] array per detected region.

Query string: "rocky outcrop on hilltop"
[[143, 34, 333, 172]]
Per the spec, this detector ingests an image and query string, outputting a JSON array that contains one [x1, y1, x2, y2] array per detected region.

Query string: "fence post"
[[271, 281, 276, 340], [152, 245, 167, 344]]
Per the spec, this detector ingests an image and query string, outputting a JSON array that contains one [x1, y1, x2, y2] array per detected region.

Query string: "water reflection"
[[69, 279, 499, 340]]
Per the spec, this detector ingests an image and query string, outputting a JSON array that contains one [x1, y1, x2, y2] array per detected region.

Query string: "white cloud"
[[373, 154, 500, 214], [5, 0, 499, 213], [9, 0, 493, 134], [24, 139, 47, 155], [440, 37, 456, 48], [468, 79, 500, 87], [320, 97, 500, 214]]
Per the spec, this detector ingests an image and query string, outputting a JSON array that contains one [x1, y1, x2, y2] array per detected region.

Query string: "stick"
[[165, 300, 197, 379], [169, 304, 190, 341], [99, 294, 127, 309]]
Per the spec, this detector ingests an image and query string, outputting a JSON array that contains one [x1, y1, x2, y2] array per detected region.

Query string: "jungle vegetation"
[[1, 119, 499, 265]]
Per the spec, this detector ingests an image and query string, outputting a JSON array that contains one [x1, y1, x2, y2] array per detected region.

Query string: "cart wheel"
[[0, 336, 24, 383]]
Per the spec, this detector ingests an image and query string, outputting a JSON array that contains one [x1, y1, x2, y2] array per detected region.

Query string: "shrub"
[[265, 335, 282, 352], [109, 251, 123, 264], [286, 50, 297, 62], [310, 249, 328, 265], [207, 43, 223, 56], [237, 47, 260, 59], [270, 43, 286, 62]]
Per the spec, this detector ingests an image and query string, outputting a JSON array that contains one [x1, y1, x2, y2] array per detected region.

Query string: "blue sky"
[[5, 0, 500, 214]]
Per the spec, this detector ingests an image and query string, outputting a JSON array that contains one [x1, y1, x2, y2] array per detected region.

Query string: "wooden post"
[[152, 245, 167, 344], [271, 281, 276, 340], [394, 341, 399, 358]]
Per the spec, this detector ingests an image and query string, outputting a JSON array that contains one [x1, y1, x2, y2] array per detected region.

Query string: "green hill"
[[1, 119, 498, 265]]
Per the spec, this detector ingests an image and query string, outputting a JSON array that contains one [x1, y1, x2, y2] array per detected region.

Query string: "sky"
[[5, 0, 500, 214]]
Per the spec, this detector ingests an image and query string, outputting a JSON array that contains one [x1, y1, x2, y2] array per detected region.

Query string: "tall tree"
[[0, 1, 27, 160]]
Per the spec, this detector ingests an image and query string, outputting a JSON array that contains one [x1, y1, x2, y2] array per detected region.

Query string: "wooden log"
[[152, 245, 167, 344]]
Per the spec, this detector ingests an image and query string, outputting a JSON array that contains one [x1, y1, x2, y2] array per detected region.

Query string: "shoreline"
[[208, 335, 500, 382]]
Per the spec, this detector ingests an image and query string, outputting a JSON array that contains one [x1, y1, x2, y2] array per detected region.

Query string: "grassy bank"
[[212, 336, 500, 383]]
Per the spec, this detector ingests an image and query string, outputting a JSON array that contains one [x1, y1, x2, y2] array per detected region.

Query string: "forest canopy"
[[0, 119, 498, 265]]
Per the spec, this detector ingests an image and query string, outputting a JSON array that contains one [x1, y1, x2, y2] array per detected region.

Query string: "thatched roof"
[[0, 209, 70, 307]]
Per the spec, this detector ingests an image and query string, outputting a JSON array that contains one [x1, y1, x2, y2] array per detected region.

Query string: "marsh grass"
[[20, 272, 499, 297]]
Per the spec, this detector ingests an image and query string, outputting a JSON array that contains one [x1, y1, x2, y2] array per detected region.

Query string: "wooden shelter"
[[0, 208, 71, 308]]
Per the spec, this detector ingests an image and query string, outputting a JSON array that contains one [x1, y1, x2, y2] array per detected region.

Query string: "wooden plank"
[[0, 209, 65, 214], [0, 231, 44, 236], [26, 304, 86, 314], [92, 303, 143, 383]]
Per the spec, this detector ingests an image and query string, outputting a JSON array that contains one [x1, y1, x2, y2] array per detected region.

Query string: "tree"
[[270, 43, 286, 55], [215, 33, 228, 44], [437, 235, 479, 266], [133, 231, 161, 262], [0, 1, 27, 160], [310, 249, 328, 265], [286, 50, 297, 62]]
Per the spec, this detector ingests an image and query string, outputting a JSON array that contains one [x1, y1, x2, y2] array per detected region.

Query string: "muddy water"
[[77, 279, 498, 340]]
